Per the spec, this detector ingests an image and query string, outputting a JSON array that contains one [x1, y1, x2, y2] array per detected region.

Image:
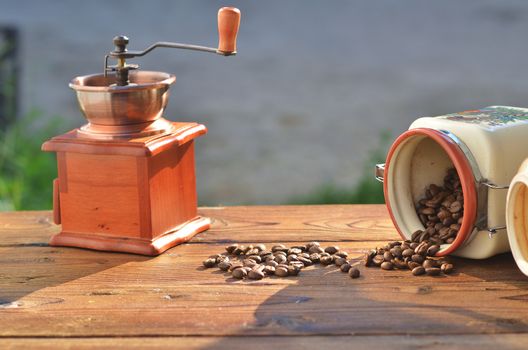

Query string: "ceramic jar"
[[377, 106, 528, 259]]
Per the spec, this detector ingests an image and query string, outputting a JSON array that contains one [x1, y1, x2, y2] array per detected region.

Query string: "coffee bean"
[[449, 201, 462, 213], [402, 248, 414, 258], [340, 263, 352, 273], [287, 254, 298, 262], [335, 251, 349, 258], [415, 243, 428, 256], [334, 257, 347, 266], [218, 261, 231, 271], [263, 265, 276, 275], [288, 248, 303, 255], [225, 244, 238, 255], [243, 258, 258, 267], [441, 263, 454, 274], [324, 246, 339, 254], [320, 255, 334, 265], [411, 230, 423, 241], [275, 266, 289, 277], [215, 254, 229, 263], [383, 251, 393, 261], [418, 230, 430, 242], [381, 262, 393, 270], [306, 241, 320, 249], [310, 253, 321, 263], [372, 255, 384, 267], [266, 260, 279, 267], [412, 266, 426, 276], [425, 267, 441, 276], [231, 267, 247, 279], [298, 257, 313, 266], [259, 249, 272, 257], [290, 261, 305, 270], [349, 267, 360, 278], [247, 255, 262, 263], [388, 241, 402, 248], [408, 261, 421, 270], [450, 223, 461, 231], [422, 259, 437, 269], [229, 262, 244, 271], [203, 258, 217, 268], [427, 245, 440, 256], [248, 269, 265, 280], [255, 244, 266, 251], [287, 265, 301, 276], [411, 254, 424, 264], [274, 255, 287, 264], [420, 207, 435, 215], [246, 248, 259, 256], [272, 244, 288, 253], [364, 250, 376, 267], [292, 245, 306, 252], [308, 245, 324, 254], [390, 247, 403, 258], [233, 246, 244, 255], [392, 258, 408, 270]]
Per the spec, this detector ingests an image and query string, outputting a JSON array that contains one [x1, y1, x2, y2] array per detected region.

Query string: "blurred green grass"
[[0, 114, 390, 210], [0, 110, 61, 210]]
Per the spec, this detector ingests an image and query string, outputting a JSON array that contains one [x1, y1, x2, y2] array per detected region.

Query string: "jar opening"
[[384, 128, 478, 256], [507, 179, 528, 275]]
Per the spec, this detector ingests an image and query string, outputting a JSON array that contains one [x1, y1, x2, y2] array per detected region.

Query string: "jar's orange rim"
[[383, 128, 478, 256]]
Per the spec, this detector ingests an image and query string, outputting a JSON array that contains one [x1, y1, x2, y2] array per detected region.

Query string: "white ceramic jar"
[[377, 106, 528, 259]]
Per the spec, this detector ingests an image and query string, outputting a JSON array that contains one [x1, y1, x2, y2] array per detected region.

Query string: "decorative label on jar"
[[440, 106, 528, 128]]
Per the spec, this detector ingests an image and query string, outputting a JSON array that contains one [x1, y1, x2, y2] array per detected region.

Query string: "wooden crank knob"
[[217, 7, 241, 55]]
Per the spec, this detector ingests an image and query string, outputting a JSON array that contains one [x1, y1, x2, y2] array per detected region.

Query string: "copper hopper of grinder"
[[69, 7, 241, 140]]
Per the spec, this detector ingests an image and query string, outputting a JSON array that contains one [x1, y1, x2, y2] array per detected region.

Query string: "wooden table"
[[1, 205, 528, 349]]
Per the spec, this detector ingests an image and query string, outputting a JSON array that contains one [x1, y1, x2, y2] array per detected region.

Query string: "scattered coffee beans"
[[363, 238, 456, 277], [349, 267, 360, 279], [201, 242, 362, 281]]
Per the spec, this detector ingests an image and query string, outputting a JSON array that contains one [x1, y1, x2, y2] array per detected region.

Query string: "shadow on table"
[[0, 244, 149, 307], [202, 252, 528, 349]]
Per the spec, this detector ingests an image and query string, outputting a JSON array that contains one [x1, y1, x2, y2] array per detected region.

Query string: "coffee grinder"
[[42, 7, 241, 255]]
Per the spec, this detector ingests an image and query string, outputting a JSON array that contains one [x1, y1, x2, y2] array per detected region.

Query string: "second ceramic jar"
[[377, 106, 528, 259]]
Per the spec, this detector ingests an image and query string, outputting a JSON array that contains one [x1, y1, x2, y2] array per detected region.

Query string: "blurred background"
[[1, 0, 528, 210]]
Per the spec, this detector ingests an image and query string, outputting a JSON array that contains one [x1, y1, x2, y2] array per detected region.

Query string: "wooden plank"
[[1, 334, 528, 350], [0, 205, 395, 246], [1, 240, 528, 337], [195, 205, 396, 243], [1, 206, 528, 342]]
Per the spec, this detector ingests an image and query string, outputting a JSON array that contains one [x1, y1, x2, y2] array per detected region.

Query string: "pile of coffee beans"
[[413, 167, 464, 245], [364, 240, 454, 276], [203, 168, 462, 280], [202, 242, 361, 280], [362, 167, 459, 277]]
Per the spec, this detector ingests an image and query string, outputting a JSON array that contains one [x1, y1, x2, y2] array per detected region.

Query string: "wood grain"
[[1, 205, 528, 348]]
